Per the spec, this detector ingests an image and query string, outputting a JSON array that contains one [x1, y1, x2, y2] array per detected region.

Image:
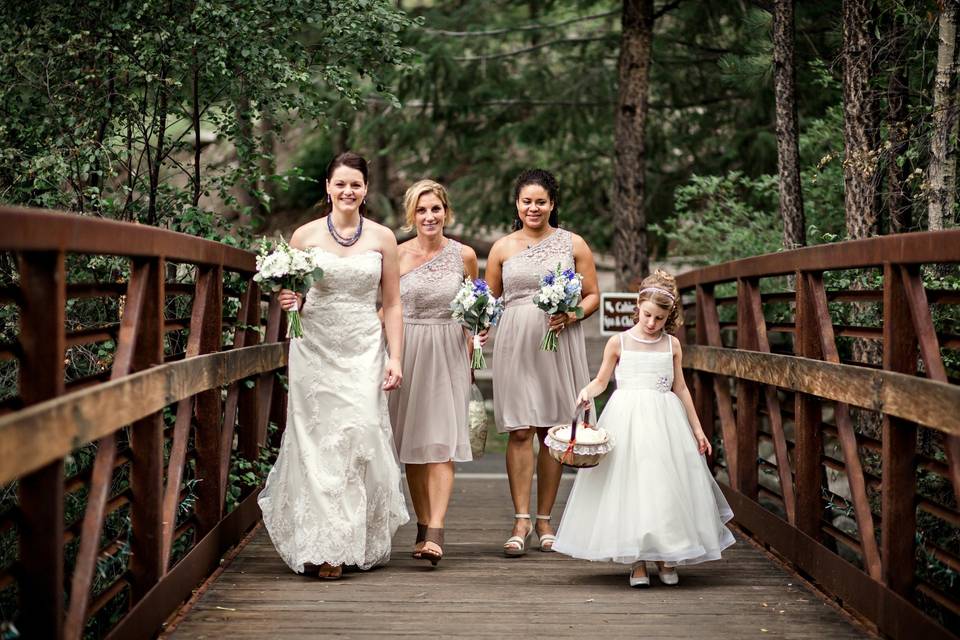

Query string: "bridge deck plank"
[[166, 476, 872, 639]]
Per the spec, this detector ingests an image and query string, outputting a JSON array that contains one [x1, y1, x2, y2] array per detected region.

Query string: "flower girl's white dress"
[[553, 331, 735, 566]]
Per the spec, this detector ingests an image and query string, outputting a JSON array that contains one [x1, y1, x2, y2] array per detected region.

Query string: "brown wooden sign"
[[599, 292, 637, 335]]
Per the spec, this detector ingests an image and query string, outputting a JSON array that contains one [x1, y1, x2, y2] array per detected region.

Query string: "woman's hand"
[[279, 289, 303, 312], [548, 311, 575, 334], [383, 357, 403, 391], [693, 429, 712, 456], [477, 327, 490, 347]]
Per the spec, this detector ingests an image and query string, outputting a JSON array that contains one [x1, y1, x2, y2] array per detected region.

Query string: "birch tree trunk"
[[927, 0, 959, 231], [613, 0, 654, 289], [842, 0, 880, 239], [773, 0, 806, 249]]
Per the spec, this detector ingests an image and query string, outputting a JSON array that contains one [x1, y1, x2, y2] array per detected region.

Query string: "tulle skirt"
[[553, 389, 735, 565]]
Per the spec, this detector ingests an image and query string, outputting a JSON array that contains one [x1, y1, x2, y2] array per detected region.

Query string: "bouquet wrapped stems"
[[287, 297, 304, 339], [471, 334, 485, 369]]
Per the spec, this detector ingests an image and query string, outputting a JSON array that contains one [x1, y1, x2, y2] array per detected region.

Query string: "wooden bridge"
[[0, 207, 958, 639]]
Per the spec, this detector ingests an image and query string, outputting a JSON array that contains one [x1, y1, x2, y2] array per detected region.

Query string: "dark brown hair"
[[322, 151, 369, 216]]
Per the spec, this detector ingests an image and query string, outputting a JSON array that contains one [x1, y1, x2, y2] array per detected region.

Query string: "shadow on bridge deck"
[[163, 468, 873, 639]]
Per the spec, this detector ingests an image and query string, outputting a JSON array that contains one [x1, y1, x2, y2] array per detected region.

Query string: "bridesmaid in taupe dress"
[[388, 179, 479, 565], [486, 169, 600, 556]]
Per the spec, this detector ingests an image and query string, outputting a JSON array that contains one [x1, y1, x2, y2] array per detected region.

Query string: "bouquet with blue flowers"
[[532, 263, 584, 351], [451, 277, 504, 369]]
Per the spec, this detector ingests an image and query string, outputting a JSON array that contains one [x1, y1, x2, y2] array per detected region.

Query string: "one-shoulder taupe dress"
[[492, 229, 591, 432], [388, 240, 472, 463]]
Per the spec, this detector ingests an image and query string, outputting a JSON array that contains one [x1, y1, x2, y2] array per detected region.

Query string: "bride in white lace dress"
[[258, 152, 408, 579]]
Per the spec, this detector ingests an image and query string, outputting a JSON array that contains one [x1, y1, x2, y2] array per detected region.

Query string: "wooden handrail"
[[0, 208, 285, 640], [676, 231, 960, 640], [0, 206, 255, 271], [0, 342, 287, 486], [683, 345, 960, 436]]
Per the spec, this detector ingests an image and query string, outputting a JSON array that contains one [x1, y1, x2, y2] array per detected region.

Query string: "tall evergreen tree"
[[773, 0, 806, 248], [842, 0, 881, 238], [613, 0, 654, 287]]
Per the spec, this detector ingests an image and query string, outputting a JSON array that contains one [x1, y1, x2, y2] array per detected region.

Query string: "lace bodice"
[[400, 240, 464, 323], [501, 228, 574, 307], [615, 332, 675, 393], [304, 249, 382, 313]]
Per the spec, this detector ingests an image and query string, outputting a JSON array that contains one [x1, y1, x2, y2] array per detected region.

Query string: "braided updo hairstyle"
[[635, 269, 683, 334], [512, 168, 560, 230]]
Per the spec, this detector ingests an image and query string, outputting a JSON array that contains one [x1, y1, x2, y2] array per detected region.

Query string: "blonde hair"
[[402, 180, 454, 233], [635, 269, 683, 333]]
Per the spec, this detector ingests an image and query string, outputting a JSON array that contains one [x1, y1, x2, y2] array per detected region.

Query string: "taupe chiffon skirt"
[[388, 320, 472, 464], [492, 303, 591, 432]]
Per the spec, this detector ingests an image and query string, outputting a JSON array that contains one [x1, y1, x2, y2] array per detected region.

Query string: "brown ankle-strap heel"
[[412, 523, 428, 558], [420, 528, 444, 566]]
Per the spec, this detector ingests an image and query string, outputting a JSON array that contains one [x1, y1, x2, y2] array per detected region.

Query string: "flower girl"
[[552, 270, 734, 587]]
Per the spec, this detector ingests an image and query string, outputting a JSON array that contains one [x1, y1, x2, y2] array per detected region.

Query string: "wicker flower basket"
[[545, 408, 613, 469]]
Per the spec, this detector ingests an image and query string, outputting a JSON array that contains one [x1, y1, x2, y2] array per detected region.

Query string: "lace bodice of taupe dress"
[[388, 239, 472, 463], [492, 228, 591, 431], [258, 249, 408, 573]]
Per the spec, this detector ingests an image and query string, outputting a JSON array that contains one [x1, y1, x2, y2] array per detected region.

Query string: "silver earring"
[[326, 194, 331, 203]]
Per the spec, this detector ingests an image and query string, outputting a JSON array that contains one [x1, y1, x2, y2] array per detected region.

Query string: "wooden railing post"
[[192, 266, 224, 539], [237, 281, 263, 467], [16, 250, 66, 639], [127, 257, 165, 601], [693, 288, 715, 464], [736, 278, 760, 499], [698, 284, 739, 487], [793, 271, 824, 539], [881, 263, 917, 597]]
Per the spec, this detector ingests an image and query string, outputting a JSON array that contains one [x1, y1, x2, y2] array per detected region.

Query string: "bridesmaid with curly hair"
[[485, 168, 600, 556]]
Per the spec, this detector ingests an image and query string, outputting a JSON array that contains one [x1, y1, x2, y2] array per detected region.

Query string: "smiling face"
[[414, 192, 446, 239], [326, 165, 367, 215], [516, 184, 554, 231], [636, 299, 669, 336]]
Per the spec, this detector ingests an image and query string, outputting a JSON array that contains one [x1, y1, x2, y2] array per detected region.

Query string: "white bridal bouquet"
[[253, 238, 325, 339], [532, 263, 584, 351], [450, 277, 504, 369]]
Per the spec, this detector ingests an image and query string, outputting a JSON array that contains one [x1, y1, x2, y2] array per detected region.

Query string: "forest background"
[[2, 0, 958, 283], [0, 0, 959, 635]]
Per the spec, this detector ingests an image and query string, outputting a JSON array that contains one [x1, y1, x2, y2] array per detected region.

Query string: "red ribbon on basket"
[[561, 407, 591, 465]]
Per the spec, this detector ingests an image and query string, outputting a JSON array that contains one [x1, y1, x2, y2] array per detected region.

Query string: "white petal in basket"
[[545, 423, 613, 469]]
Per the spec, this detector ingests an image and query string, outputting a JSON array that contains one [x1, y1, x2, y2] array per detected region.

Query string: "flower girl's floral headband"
[[638, 287, 675, 303]]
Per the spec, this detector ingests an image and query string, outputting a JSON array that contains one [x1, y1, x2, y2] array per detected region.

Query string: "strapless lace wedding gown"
[[258, 249, 408, 572]]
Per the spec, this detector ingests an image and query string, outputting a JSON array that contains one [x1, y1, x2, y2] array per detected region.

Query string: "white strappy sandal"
[[503, 514, 533, 557], [536, 514, 557, 552]]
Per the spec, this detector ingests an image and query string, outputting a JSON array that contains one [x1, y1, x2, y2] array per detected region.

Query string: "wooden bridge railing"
[[0, 207, 288, 639], [677, 230, 960, 640]]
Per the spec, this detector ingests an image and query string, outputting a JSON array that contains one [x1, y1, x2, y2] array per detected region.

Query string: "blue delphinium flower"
[[543, 272, 556, 286], [562, 268, 575, 280]]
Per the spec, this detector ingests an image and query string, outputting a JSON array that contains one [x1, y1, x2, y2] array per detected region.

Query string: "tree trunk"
[[773, 0, 806, 249], [884, 11, 912, 234], [613, 0, 654, 289], [842, 0, 880, 239], [927, 0, 959, 231]]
